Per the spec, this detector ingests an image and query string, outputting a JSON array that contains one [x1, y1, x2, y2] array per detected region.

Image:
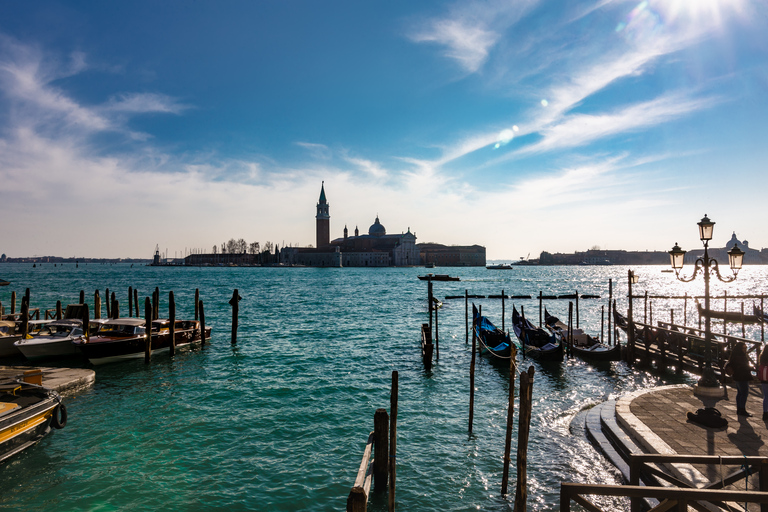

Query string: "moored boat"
[[418, 274, 460, 281], [14, 319, 85, 361], [511, 306, 563, 361], [0, 321, 23, 357], [0, 379, 67, 463], [544, 309, 620, 361], [73, 318, 210, 365], [486, 263, 514, 270], [472, 304, 513, 359]]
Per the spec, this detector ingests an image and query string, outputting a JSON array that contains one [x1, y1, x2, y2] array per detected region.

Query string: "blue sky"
[[0, 0, 766, 259]]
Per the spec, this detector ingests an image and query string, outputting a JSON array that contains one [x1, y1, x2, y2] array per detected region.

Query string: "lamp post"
[[669, 214, 745, 396]]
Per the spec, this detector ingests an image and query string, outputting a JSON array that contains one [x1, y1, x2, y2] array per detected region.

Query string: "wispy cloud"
[[295, 141, 332, 160], [407, 0, 539, 74], [104, 93, 189, 114]]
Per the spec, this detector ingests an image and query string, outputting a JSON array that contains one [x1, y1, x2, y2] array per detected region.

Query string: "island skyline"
[[0, 1, 766, 259]]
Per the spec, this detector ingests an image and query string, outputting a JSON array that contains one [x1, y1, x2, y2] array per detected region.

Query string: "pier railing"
[[629, 454, 768, 512], [560, 482, 768, 512]]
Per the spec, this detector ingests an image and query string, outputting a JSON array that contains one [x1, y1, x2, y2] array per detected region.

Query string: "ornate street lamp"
[[669, 214, 744, 395]]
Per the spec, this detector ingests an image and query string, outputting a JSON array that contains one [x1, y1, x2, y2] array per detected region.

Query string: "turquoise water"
[[1, 264, 766, 511]]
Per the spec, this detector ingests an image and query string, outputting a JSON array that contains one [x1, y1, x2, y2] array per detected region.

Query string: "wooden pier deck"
[[0, 365, 95, 394]]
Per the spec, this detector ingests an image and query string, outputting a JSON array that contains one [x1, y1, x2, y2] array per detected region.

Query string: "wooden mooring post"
[[195, 288, 200, 320], [514, 366, 535, 512], [428, 280, 433, 333], [104, 288, 110, 318], [501, 344, 518, 496], [230, 289, 241, 344], [501, 289, 506, 332], [10, 291, 15, 314], [79, 289, 84, 305], [469, 305, 478, 435], [465, 289, 469, 344], [20, 297, 29, 339], [144, 298, 152, 363], [128, 286, 133, 318], [346, 370, 398, 512], [153, 287, 160, 320], [111, 292, 118, 319], [134, 288, 139, 317], [538, 291, 543, 327], [389, 370, 398, 512], [199, 299, 206, 346], [56, 301, 62, 321], [94, 290, 101, 319], [575, 291, 579, 328], [434, 299, 439, 360], [169, 291, 176, 357], [608, 279, 612, 346]]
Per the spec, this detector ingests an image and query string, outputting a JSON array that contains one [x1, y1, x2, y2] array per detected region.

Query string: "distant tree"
[[226, 239, 237, 254], [212, 245, 218, 255], [221, 243, 226, 254], [249, 242, 260, 255], [589, 245, 601, 251], [263, 241, 273, 254], [236, 238, 247, 253]]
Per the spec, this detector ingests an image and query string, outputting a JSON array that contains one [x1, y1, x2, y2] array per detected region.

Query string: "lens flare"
[[494, 128, 516, 149], [541, 99, 549, 107]]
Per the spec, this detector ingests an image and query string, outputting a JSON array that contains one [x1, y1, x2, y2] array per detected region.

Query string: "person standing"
[[759, 345, 768, 420], [726, 341, 753, 417]]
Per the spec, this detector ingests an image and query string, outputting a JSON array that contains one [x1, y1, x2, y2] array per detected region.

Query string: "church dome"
[[368, 216, 386, 237]]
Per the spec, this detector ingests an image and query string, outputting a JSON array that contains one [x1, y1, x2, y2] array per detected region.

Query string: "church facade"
[[279, 184, 420, 267]]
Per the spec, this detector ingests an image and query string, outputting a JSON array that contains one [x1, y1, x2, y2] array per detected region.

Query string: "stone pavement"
[[616, 383, 768, 489], [0, 365, 95, 394]]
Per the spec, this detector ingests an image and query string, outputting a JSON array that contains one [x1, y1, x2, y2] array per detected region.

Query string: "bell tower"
[[316, 182, 330, 248]]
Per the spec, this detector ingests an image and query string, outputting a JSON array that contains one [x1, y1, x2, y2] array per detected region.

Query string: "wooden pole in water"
[[194, 288, 200, 320], [567, 302, 574, 358], [104, 289, 110, 317], [649, 302, 653, 326], [723, 291, 728, 336], [465, 290, 469, 344], [199, 300, 206, 346], [10, 291, 15, 314], [144, 298, 152, 363], [388, 370, 398, 512], [56, 300, 62, 321], [762, 297, 765, 342], [20, 297, 29, 339], [94, 290, 101, 319], [501, 344, 517, 495], [169, 291, 176, 357], [134, 288, 139, 317], [502, 289, 506, 332], [576, 290, 579, 329], [514, 366, 535, 512], [469, 307, 477, 435], [684, 293, 688, 327], [82, 301, 89, 341], [373, 408, 389, 491], [538, 291, 543, 327], [153, 287, 160, 320], [128, 286, 133, 318], [608, 279, 613, 346], [111, 292, 118, 319], [670, 309, 674, 326], [601, 306, 605, 344], [741, 302, 746, 338], [78, 289, 83, 305], [435, 301, 439, 361], [428, 280, 433, 333], [229, 289, 241, 344]]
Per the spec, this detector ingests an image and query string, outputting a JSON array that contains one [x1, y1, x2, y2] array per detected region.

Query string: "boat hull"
[[570, 343, 622, 361], [15, 337, 81, 361], [75, 325, 211, 365], [0, 335, 23, 357], [0, 388, 59, 463]]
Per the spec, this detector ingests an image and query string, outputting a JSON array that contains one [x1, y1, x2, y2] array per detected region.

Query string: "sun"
[[654, 0, 750, 28]]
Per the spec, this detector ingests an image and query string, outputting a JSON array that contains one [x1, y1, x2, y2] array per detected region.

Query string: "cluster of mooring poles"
[[347, 370, 398, 512], [0, 286, 258, 359]]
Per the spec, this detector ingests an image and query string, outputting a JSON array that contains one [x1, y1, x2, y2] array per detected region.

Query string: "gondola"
[[472, 304, 513, 359], [613, 303, 629, 332], [544, 309, 621, 362], [511, 306, 563, 361]]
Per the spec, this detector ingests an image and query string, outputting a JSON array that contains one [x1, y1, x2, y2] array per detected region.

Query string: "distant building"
[[418, 243, 486, 267], [280, 184, 421, 267]]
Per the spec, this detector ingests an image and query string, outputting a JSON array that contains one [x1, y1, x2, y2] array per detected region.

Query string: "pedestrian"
[[759, 345, 768, 420], [726, 341, 752, 417]]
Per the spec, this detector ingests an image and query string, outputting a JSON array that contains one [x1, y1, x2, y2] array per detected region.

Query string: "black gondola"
[[544, 309, 621, 362], [472, 304, 513, 359], [511, 306, 563, 361]]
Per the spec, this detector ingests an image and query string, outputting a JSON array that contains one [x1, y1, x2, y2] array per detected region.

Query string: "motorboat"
[[73, 318, 211, 365], [0, 321, 23, 357], [14, 319, 85, 361], [0, 378, 66, 463]]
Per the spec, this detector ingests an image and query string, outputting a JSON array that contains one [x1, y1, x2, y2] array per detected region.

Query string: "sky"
[[0, 0, 766, 260]]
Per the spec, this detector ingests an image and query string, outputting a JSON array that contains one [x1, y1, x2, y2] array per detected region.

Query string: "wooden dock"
[[0, 366, 95, 394]]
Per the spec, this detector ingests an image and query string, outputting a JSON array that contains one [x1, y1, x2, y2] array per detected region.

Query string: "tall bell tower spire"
[[316, 181, 330, 248]]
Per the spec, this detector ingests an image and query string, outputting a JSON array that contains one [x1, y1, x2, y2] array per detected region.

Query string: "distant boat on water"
[[0, 279, 9, 286], [486, 263, 513, 270]]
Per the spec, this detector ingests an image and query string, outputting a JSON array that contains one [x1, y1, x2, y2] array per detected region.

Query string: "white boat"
[[0, 321, 22, 357], [14, 319, 84, 361]]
